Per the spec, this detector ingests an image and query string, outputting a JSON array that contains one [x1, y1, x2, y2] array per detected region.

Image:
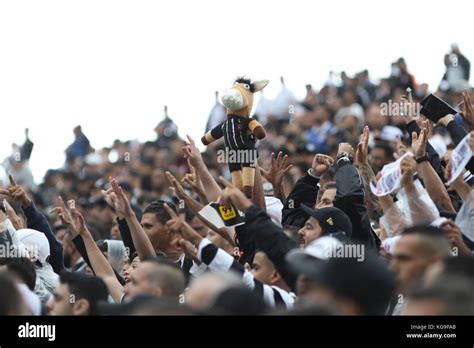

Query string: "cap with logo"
[[300, 204, 352, 237]]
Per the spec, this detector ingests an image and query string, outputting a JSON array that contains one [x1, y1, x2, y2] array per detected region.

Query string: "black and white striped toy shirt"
[[197, 238, 296, 309]]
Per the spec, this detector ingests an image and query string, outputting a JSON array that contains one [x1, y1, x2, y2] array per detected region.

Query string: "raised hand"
[[440, 220, 472, 256], [460, 89, 474, 131], [3, 199, 24, 230], [101, 186, 121, 218], [164, 203, 202, 245], [183, 135, 204, 169], [164, 202, 183, 234], [400, 92, 417, 123], [3, 175, 32, 207], [394, 137, 407, 160], [51, 196, 77, 235], [182, 164, 208, 203], [337, 143, 354, 157], [260, 151, 293, 188], [166, 171, 191, 202], [356, 126, 369, 164], [70, 206, 88, 237], [177, 239, 200, 263], [311, 154, 334, 177], [411, 120, 429, 158], [109, 177, 133, 218], [400, 155, 416, 188]]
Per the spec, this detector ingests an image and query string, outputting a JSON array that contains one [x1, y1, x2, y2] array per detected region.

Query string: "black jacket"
[[244, 205, 298, 291], [23, 203, 65, 274], [281, 171, 320, 228], [282, 160, 378, 249], [333, 159, 378, 249]]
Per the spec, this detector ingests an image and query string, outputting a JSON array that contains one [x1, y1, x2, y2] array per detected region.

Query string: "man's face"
[[190, 216, 208, 237], [316, 188, 336, 209], [141, 213, 169, 252], [390, 235, 434, 292], [124, 261, 159, 299], [298, 217, 323, 248], [370, 147, 389, 172], [47, 283, 74, 315], [341, 115, 358, 131], [123, 256, 140, 290], [251, 251, 276, 285], [56, 229, 74, 267], [366, 105, 386, 130], [110, 222, 121, 240]]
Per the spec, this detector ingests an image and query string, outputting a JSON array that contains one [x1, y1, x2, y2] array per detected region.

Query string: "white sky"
[[1, 0, 472, 182]]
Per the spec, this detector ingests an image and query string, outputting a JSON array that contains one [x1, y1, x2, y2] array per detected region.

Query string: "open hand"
[[260, 151, 293, 188]]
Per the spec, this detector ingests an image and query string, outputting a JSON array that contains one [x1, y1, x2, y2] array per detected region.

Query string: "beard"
[[63, 253, 72, 269]]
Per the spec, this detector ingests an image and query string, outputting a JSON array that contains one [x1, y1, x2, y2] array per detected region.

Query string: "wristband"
[[416, 153, 429, 164], [336, 151, 353, 164]]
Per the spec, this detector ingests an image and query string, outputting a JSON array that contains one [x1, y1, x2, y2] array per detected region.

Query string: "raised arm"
[[181, 164, 209, 205], [355, 126, 383, 219], [165, 205, 293, 308], [411, 122, 455, 213], [334, 143, 376, 248], [400, 156, 440, 225], [218, 177, 297, 291], [260, 152, 293, 203], [184, 135, 222, 202], [281, 154, 332, 228], [252, 163, 266, 211], [460, 90, 474, 131], [71, 207, 123, 303], [166, 171, 235, 246], [1, 175, 64, 273], [108, 177, 155, 260], [401, 94, 445, 180]]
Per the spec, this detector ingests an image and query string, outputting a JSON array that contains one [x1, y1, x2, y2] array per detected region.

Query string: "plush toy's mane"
[[234, 77, 256, 92]]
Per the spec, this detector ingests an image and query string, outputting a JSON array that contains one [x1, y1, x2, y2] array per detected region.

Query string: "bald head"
[[185, 272, 243, 310]]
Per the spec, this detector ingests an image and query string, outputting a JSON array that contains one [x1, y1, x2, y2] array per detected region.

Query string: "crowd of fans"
[[0, 44, 474, 316]]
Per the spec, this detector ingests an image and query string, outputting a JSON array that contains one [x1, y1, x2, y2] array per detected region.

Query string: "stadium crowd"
[[0, 45, 474, 316]]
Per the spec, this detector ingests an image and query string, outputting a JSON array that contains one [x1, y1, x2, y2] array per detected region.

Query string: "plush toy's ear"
[[253, 80, 269, 92]]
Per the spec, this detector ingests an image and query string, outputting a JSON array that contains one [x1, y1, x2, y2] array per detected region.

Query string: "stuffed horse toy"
[[201, 77, 269, 198]]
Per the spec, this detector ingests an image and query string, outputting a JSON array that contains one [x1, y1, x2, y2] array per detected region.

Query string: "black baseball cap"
[[300, 204, 352, 237], [292, 254, 396, 315]]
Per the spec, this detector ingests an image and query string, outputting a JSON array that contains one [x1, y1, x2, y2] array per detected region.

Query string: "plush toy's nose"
[[221, 88, 244, 110]]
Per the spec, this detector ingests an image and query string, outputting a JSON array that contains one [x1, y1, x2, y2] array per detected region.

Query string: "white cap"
[[15, 229, 50, 265], [380, 125, 403, 142], [303, 236, 344, 260]]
